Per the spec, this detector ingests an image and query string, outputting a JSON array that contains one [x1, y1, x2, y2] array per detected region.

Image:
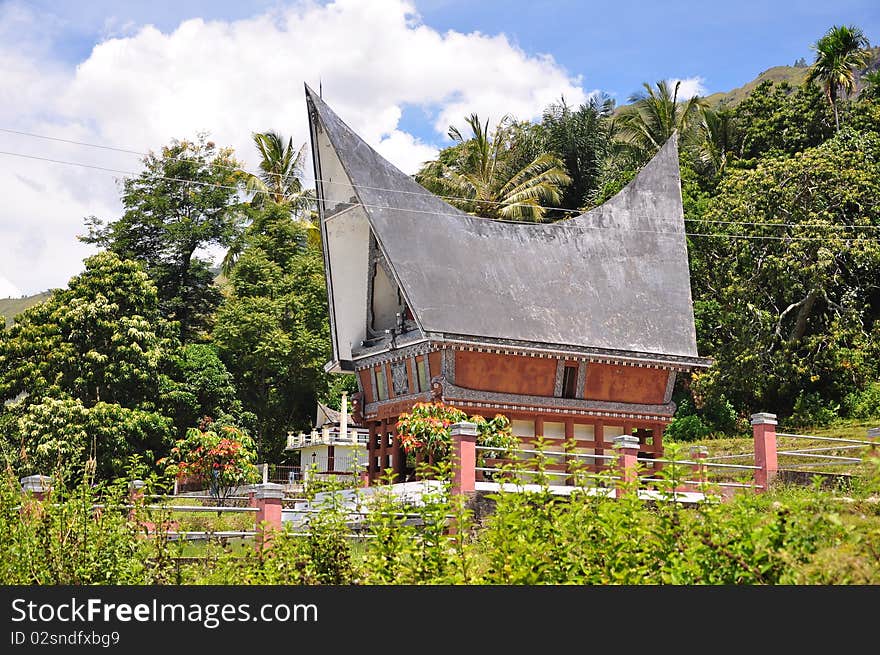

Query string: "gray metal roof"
[[306, 86, 704, 362]]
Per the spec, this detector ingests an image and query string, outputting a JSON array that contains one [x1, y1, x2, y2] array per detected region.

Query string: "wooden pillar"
[[594, 420, 605, 473]]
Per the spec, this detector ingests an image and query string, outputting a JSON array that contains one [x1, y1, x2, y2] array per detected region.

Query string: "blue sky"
[[1, 0, 878, 297]]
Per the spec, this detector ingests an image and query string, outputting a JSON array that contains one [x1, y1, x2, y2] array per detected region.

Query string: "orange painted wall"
[[454, 351, 556, 396], [584, 363, 668, 404]]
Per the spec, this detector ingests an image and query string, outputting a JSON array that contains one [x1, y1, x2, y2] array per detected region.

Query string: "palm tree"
[[692, 107, 735, 178], [246, 131, 314, 213], [615, 80, 706, 161], [224, 132, 318, 274], [807, 24, 871, 131], [415, 114, 570, 221]]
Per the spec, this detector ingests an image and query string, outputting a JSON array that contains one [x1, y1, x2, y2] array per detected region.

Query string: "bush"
[[789, 391, 840, 428], [843, 382, 880, 419], [665, 414, 712, 442]]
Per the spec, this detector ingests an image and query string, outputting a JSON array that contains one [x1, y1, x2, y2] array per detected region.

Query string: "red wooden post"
[[752, 412, 778, 492], [450, 421, 478, 496], [613, 435, 640, 498], [253, 483, 285, 549]]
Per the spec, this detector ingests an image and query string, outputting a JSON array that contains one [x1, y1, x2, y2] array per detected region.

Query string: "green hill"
[[0, 291, 52, 328], [703, 65, 810, 108]]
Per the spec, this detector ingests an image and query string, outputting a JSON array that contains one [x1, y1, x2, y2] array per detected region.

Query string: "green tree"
[[82, 134, 245, 342], [213, 204, 331, 460], [0, 252, 175, 408], [615, 80, 706, 162], [688, 129, 880, 417], [18, 397, 174, 480], [162, 343, 241, 437], [537, 95, 614, 210], [731, 81, 834, 161], [807, 24, 871, 130], [415, 114, 570, 220]]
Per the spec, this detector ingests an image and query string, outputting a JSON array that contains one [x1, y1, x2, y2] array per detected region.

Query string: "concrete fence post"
[[751, 412, 778, 492], [251, 483, 285, 549], [689, 446, 709, 490], [450, 422, 478, 496], [613, 435, 640, 498], [20, 475, 52, 501], [128, 479, 146, 520], [867, 427, 880, 455]]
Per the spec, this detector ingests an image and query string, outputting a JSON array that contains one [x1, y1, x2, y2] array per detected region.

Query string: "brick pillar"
[[252, 483, 285, 549], [689, 446, 709, 491], [752, 412, 778, 492], [450, 422, 478, 496], [20, 475, 51, 501], [613, 435, 640, 498]]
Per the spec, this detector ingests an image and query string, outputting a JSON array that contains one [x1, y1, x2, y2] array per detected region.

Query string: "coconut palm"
[[615, 80, 706, 161], [224, 132, 317, 274], [246, 131, 314, 213], [807, 24, 871, 131], [415, 114, 570, 221]]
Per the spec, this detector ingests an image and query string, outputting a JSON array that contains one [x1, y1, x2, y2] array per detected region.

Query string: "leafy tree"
[[82, 134, 245, 342], [213, 204, 331, 460], [415, 114, 570, 220], [688, 129, 880, 416], [807, 24, 871, 130], [0, 252, 175, 409], [162, 343, 241, 437], [730, 80, 834, 161], [18, 397, 174, 480], [615, 80, 706, 162], [537, 95, 614, 210]]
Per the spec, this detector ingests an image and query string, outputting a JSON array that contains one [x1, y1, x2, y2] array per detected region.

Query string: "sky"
[[1, 0, 878, 298]]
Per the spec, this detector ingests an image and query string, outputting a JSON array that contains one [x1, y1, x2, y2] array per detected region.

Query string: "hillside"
[[703, 64, 810, 107], [0, 291, 51, 328]]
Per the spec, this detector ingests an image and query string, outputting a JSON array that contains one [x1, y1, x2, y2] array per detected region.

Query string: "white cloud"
[[0, 275, 22, 298], [667, 76, 708, 99], [0, 0, 590, 295]]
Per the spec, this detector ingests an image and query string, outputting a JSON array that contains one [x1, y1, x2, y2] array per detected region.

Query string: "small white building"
[[285, 393, 369, 483]]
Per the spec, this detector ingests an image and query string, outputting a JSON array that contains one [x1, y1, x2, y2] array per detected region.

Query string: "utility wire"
[[4, 125, 879, 230], [1, 148, 878, 243]]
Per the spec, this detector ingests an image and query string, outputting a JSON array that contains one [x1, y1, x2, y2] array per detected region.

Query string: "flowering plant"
[[396, 402, 518, 464], [159, 418, 259, 505]]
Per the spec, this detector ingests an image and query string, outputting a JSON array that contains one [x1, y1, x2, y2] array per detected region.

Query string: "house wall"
[[583, 363, 668, 404], [454, 351, 556, 396]]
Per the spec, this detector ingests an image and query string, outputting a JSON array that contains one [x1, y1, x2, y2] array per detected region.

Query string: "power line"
[[1, 148, 879, 243], [4, 125, 880, 232]]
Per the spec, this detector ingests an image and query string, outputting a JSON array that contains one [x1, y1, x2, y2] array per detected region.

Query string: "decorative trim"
[[553, 360, 565, 397], [663, 371, 677, 403], [428, 338, 710, 371], [354, 340, 433, 369], [576, 361, 587, 398], [443, 348, 455, 383]]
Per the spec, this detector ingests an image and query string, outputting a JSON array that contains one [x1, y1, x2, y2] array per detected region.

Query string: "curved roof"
[[306, 86, 703, 362]]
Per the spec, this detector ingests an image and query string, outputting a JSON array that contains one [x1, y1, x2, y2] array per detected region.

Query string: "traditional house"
[[305, 85, 711, 483]]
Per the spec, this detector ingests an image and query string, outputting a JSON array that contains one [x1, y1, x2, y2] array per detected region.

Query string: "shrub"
[[665, 414, 712, 442], [843, 382, 880, 419], [789, 391, 840, 428]]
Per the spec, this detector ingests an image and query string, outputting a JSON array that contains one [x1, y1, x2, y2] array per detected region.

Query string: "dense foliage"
[[2, 452, 879, 585]]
